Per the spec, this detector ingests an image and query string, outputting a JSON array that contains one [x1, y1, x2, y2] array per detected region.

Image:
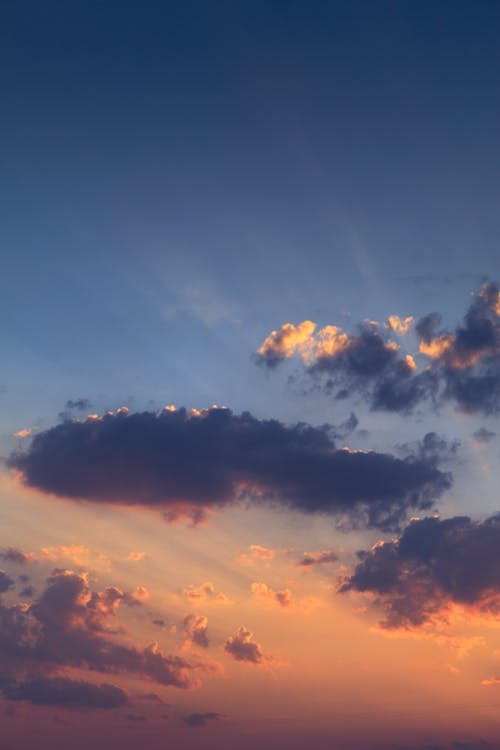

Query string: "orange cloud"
[[257, 320, 316, 364], [386, 315, 414, 335], [183, 582, 230, 605], [251, 581, 292, 608], [40, 545, 112, 571]]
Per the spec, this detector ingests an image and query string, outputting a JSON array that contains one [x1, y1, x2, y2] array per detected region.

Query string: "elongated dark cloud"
[[5, 677, 129, 709], [257, 282, 500, 415], [0, 569, 208, 709], [340, 514, 500, 629], [298, 550, 337, 567], [8, 407, 451, 532], [183, 711, 223, 727]]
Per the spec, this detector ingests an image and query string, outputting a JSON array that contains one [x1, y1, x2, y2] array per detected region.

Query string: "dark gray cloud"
[[298, 550, 337, 567], [0, 570, 15, 593], [224, 626, 267, 664], [5, 677, 129, 709], [0, 569, 208, 709], [8, 407, 451, 532], [340, 514, 500, 629], [183, 711, 223, 727], [257, 281, 500, 415]]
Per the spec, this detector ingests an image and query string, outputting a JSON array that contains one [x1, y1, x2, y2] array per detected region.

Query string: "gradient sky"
[[2, 2, 500, 749]]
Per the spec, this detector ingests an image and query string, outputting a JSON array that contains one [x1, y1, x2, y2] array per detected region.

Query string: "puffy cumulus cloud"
[[257, 282, 500, 415], [298, 550, 337, 567], [5, 677, 129, 709], [183, 711, 224, 727], [8, 407, 451, 532], [183, 614, 209, 648], [386, 315, 414, 336], [0, 547, 35, 565], [256, 320, 317, 367], [224, 626, 268, 664], [257, 319, 426, 413], [340, 514, 500, 629], [0, 569, 208, 709], [251, 582, 292, 608], [183, 582, 229, 605]]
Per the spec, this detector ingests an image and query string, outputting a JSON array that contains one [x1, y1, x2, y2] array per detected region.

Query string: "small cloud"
[[13, 428, 33, 439], [183, 711, 224, 727], [473, 428, 496, 444], [386, 315, 414, 336], [298, 550, 337, 568], [224, 626, 270, 664], [183, 582, 229, 605], [183, 614, 209, 648], [127, 551, 145, 562], [249, 545, 275, 560], [251, 582, 292, 608]]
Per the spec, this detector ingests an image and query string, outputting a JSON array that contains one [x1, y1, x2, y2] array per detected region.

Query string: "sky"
[[2, 1, 500, 748]]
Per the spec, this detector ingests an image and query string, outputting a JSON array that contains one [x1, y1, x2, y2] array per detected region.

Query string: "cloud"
[[127, 551, 145, 562], [183, 582, 229, 605], [8, 406, 451, 532], [249, 545, 275, 560], [473, 428, 496, 444], [183, 614, 209, 648], [340, 514, 500, 629], [0, 547, 35, 565], [183, 711, 223, 727], [0, 568, 209, 709], [0, 570, 15, 593], [298, 550, 337, 567], [224, 626, 269, 664], [386, 316, 414, 336], [257, 319, 427, 413], [256, 281, 500, 415], [251, 582, 292, 608], [40, 545, 111, 571], [13, 428, 33, 439], [5, 677, 129, 709]]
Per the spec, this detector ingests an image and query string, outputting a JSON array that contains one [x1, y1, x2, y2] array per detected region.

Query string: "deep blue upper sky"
[[2, 0, 500, 433]]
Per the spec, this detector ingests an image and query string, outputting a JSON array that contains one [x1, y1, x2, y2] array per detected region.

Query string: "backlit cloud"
[[257, 281, 500, 415], [340, 514, 500, 629], [251, 582, 292, 608], [8, 407, 451, 532], [0, 569, 212, 709], [224, 626, 269, 664]]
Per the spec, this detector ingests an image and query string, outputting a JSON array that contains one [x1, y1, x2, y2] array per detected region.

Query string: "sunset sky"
[[3, 2, 500, 749]]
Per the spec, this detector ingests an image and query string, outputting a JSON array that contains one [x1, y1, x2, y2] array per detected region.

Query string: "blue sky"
[[3, 1, 500, 430]]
